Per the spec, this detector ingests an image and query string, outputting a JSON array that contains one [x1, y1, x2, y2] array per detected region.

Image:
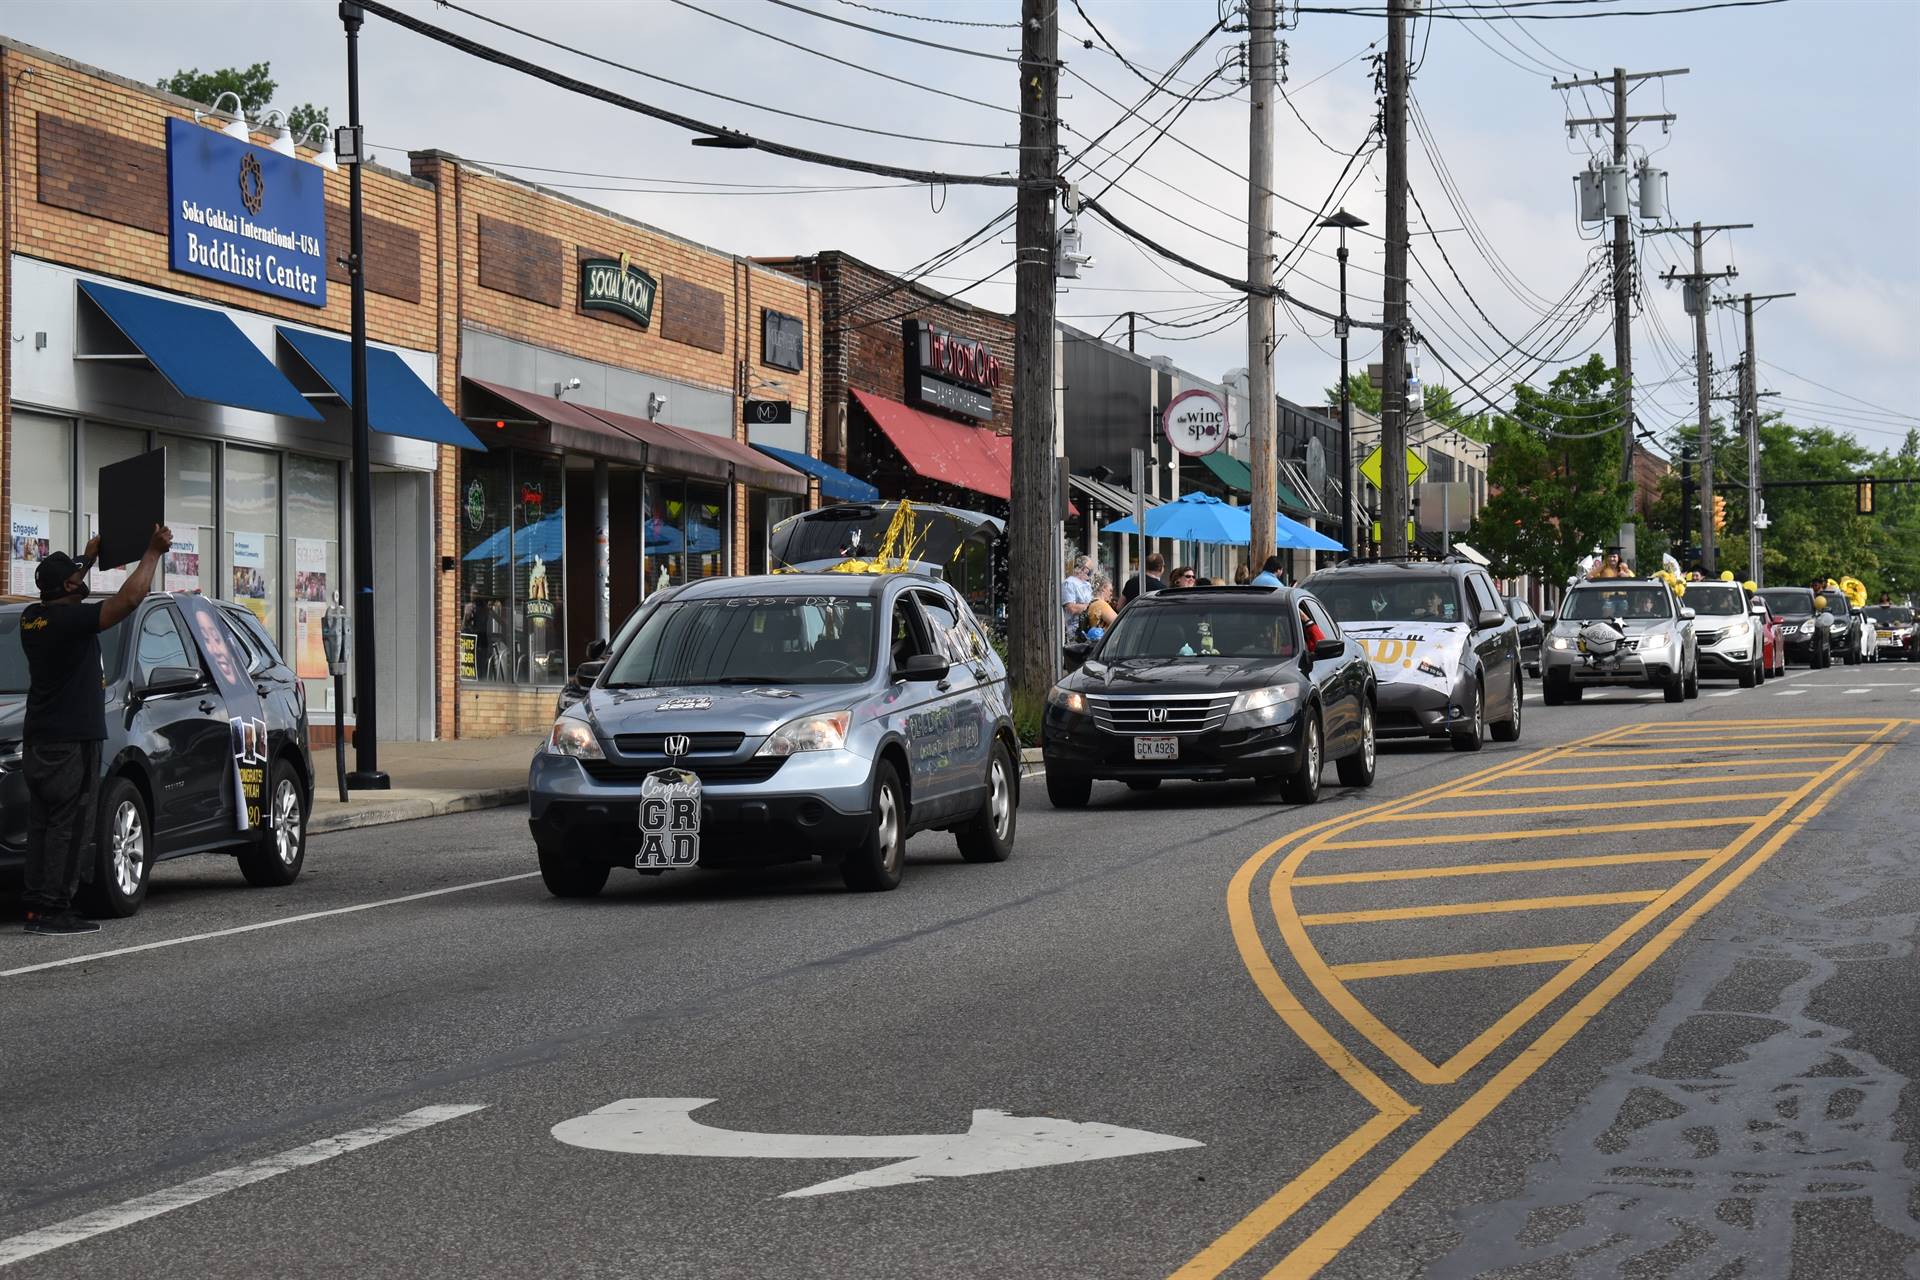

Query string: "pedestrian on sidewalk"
[[19, 524, 171, 936], [1250, 555, 1286, 587]]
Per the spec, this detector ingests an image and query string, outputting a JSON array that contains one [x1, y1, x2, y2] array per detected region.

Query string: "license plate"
[[1133, 736, 1179, 761], [637, 768, 701, 868], [1879, 630, 1893, 639]]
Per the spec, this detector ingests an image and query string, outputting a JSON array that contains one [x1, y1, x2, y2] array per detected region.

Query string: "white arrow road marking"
[[552, 1098, 1202, 1197], [0, 1105, 487, 1268]]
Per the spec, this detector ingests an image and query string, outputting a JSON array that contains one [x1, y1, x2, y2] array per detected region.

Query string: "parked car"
[[1760, 588, 1832, 668], [0, 593, 314, 917], [1680, 581, 1769, 687], [1505, 595, 1545, 677], [1541, 578, 1699, 703], [529, 573, 1018, 896], [1866, 604, 1918, 661], [1041, 585, 1375, 805], [1302, 559, 1523, 750]]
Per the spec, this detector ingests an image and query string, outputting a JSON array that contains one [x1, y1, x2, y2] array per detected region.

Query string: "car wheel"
[[1046, 768, 1093, 809], [1280, 711, 1323, 804], [1664, 672, 1685, 702], [80, 776, 151, 919], [537, 840, 610, 898], [238, 760, 310, 888], [1124, 778, 1162, 792], [1543, 670, 1569, 706], [843, 762, 907, 892], [1451, 681, 1484, 752], [1684, 663, 1700, 699], [1739, 661, 1758, 689], [1492, 673, 1523, 743], [956, 742, 1016, 864], [1336, 699, 1377, 787]]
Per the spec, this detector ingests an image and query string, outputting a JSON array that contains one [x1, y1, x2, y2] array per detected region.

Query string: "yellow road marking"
[[1329, 944, 1592, 982], [1514, 757, 1850, 775], [1290, 849, 1717, 886], [1619, 716, 1894, 729], [1359, 791, 1794, 821], [1318, 816, 1756, 850], [1450, 771, 1820, 796], [1260, 737, 1898, 1278], [1556, 741, 1850, 755], [1299, 890, 1662, 927]]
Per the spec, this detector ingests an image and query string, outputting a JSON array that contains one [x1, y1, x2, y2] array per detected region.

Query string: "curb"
[[310, 785, 528, 835], [1020, 746, 1043, 767]]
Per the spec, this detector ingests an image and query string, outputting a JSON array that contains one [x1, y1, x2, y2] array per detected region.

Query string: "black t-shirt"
[[1122, 575, 1164, 602], [20, 601, 108, 743]]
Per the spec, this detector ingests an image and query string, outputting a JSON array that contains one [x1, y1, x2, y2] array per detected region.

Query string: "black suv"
[[1302, 559, 1524, 750], [0, 593, 313, 917]]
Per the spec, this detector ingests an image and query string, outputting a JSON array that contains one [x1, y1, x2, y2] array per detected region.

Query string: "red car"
[[1752, 597, 1787, 678]]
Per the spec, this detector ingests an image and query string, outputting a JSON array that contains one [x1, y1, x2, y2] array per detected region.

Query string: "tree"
[[158, 63, 328, 140], [1463, 356, 1634, 587], [1327, 372, 1495, 443]]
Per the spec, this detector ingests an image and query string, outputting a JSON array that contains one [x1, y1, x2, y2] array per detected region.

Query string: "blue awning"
[[77, 281, 321, 421], [277, 326, 486, 449], [751, 443, 879, 503]]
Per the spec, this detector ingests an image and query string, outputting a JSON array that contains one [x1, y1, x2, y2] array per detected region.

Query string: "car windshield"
[[1100, 601, 1297, 660], [1309, 577, 1462, 624], [1563, 586, 1672, 621], [0, 605, 131, 694], [1761, 589, 1813, 617], [1867, 606, 1913, 624], [602, 595, 877, 687], [1682, 584, 1745, 615]]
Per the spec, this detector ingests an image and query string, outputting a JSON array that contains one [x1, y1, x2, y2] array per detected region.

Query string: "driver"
[[1632, 592, 1662, 619], [1414, 588, 1449, 620]]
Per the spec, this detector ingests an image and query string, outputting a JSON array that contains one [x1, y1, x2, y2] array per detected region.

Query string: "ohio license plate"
[[637, 768, 701, 868], [1133, 736, 1179, 761]]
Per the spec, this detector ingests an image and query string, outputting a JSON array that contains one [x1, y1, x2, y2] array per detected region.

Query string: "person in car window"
[[19, 524, 172, 936], [1300, 603, 1327, 650], [1414, 588, 1452, 620]]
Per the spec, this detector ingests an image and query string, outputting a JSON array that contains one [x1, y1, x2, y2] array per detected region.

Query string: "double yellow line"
[[1177, 717, 1905, 1279]]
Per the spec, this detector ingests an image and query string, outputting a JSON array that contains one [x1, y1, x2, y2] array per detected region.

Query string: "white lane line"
[[0, 1104, 488, 1267], [1774, 689, 1808, 696], [1708, 690, 1742, 698], [1, 873, 540, 980]]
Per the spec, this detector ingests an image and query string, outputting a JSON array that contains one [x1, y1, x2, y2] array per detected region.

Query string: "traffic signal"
[[1858, 481, 1874, 515], [1712, 494, 1727, 534]]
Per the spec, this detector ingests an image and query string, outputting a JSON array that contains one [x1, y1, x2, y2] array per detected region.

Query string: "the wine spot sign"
[[1161, 389, 1228, 458]]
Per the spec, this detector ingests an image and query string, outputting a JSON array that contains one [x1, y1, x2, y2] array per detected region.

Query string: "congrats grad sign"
[[166, 118, 327, 307]]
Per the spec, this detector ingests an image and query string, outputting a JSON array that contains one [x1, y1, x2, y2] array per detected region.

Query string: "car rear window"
[[1308, 577, 1463, 624], [1100, 601, 1297, 660], [1563, 586, 1672, 620], [604, 596, 877, 687]]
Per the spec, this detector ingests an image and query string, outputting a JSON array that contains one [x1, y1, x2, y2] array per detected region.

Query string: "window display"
[[457, 450, 565, 685], [9, 413, 72, 596], [160, 435, 216, 597], [224, 446, 281, 637]]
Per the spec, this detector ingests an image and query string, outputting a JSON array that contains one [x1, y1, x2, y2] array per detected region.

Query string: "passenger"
[[1300, 604, 1327, 650]]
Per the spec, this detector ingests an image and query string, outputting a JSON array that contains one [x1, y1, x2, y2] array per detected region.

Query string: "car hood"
[[1339, 619, 1469, 693], [1067, 656, 1301, 695], [578, 682, 863, 738]]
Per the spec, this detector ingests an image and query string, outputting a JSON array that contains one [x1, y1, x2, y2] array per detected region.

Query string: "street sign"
[[552, 1097, 1201, 1198], [1359, 445, 1427, 491]]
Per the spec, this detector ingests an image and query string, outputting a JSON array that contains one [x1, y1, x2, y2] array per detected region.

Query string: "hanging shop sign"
[[905, 319, 1001, 421], [165, 118, 327, 307], [580, 251, 659, 328], [745, 398, 792, 425], [1161, 389, 1228, 457]]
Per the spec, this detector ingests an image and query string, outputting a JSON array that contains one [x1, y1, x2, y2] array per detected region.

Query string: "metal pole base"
[[346, 770, 392, 791]]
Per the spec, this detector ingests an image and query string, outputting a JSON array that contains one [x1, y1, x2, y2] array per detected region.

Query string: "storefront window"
[[224, 445, 282, 641], [686, 482, 727, 582], [457, 450, 566, 686], [643, 475, 684, 596], [9, 412, 74, 596], [515, 452, 566, 684], [160, 435, 216, 598], [459, 448, 513, 684], [82, 423, 150, 594], [287, 454, 342, 708]]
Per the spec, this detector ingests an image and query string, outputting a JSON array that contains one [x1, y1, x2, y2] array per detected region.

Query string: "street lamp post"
[[340, 1, 388, 789], [1318, 209, 1368, 558]]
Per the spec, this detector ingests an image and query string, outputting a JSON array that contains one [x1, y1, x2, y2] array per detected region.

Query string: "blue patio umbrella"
[[462, 511, 567, 566], [1273, 510, 1345, 552], [1102, 491, 1345, 551]]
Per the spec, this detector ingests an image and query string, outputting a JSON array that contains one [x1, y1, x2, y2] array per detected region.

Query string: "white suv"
[[1682, 581, 1767, 688]]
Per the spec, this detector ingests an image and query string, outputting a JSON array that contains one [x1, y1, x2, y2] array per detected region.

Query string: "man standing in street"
[[1121, 552, 1165, 603], [1250, 554, 1286, 588], [19, 523, 171, 936]]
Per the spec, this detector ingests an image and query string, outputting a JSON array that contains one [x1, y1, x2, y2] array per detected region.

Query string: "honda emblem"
[[662, 733, 692, 759], [1146, 707, 1169, 723]]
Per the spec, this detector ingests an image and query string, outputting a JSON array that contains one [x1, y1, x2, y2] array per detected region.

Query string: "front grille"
[[1085, 692, 1234, 736], [612, 732, 746, 755], [580, 757, 786, 786], [1695, 628, 1724, 645]]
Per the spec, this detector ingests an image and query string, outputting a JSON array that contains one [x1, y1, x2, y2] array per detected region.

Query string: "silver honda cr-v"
[[528, 573, 1019, 897]]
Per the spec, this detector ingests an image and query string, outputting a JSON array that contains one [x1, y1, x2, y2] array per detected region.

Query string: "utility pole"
[[1555, 66, 1685, 483], [1380, 0, 1410, 558], [1652, 220, 1745, 573], [1716, 290, 1795, 585], [1010, 0, 1059, 699], [1247, 0, 1278, 565]]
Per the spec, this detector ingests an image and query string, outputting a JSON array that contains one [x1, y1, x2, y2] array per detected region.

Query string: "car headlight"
[[1551, 636, 1570, 650], [1046, 685, 1086, 714], [756, 709, 852, 757], [1227, 686, 1298, 728], [547, 717, 604, 759], [1640, 634, 1669, 651]]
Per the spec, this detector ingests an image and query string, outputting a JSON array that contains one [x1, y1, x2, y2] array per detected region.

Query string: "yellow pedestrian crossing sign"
[[1359, 446, 1427, 490]]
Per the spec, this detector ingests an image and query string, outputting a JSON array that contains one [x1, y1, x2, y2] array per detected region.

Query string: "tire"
[[1543, 670, 1569, 706], [1335, 698, 1377, 787], [1664, 674, 1685, 702], [1280, 711, 1323, 804], [956, 743, 1016, 864], [1451, 681, 1484, 752], [842, 762, 907, 892], [80, 776, 151, 919], [1491, 673, 1523, 743], [1739, 661, 1758, 689], [1046, 768, 1092, 809], [538, 842, 610, 898], [1684, 664, 1700, 699], [238, 760, 310, 888], [1124, 778, 1162, 792]]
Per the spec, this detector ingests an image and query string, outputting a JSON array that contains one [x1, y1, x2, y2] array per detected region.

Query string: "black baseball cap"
[[34, 551, 93, 600]]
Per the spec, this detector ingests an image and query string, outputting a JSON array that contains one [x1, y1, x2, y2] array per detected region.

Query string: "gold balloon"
[[1743, 580, 1758, 592], [1719, 570, 1734, 581]]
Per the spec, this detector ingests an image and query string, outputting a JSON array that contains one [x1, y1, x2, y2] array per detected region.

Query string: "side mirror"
[[898, 652, 950, 683], [1477, 608, 1506, 630], [1312, 636, 1345, 660], [137, 665, 203, 697], [1680, 607, 1697, 620], [1541, 612, 1556, 628], [572, 659, 606, 686], [585, 637, 610, 661], [1750, 601, 1770, 617]]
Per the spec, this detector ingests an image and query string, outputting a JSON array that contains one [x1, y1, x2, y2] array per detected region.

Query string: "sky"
[[5, 0, 1915, 454]]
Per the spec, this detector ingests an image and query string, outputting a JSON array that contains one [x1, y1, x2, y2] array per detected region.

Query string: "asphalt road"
[[2, 661, 1916, 1279]]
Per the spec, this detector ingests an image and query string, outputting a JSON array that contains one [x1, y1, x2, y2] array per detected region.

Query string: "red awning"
[[852, 389, 1012, 502], [463, 378, 648, 464]]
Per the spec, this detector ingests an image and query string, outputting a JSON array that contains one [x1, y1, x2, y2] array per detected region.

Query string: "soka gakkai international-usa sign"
[[166, 119, 327, 307]]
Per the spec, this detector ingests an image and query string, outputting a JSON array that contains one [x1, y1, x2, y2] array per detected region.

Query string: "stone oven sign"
[[580, 251, 658, 328], [165, 118, 326, 307], [1161, 389, 1228, 457], [905, 319, 1000, 421]]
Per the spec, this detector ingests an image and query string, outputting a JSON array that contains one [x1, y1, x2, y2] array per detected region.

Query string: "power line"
[[833, 0, 1018, 28], [1067, 0, 1239, 101], [1759, 363, 1917, 424], [1296, 0, 1788, 19], [760, 0, 1020, 60]]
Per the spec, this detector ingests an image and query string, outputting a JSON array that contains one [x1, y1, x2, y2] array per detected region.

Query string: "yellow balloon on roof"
[[1719, 570, 1734, 581]]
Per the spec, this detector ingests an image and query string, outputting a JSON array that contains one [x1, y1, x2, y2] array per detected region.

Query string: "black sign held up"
[[97, 448, 166, 569]]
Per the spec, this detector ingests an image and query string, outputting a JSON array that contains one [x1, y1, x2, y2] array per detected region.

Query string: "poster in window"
[[10, 506, 50, 597], [164, 526, 203, 595], [293, 537, 330, 679], [232, 533, 269, 623]]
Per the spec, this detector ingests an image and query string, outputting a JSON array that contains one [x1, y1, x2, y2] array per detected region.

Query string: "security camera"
[[554, 376, 582, 397], [647, 391, 668, 420]]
